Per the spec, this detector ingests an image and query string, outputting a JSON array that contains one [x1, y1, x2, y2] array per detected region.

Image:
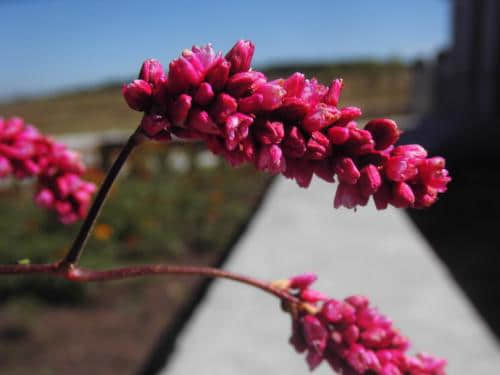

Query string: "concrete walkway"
[[161, 177, 500, 374]]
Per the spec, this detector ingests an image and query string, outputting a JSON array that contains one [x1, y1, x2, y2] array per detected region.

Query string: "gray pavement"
[[161, 177, 500, 374]]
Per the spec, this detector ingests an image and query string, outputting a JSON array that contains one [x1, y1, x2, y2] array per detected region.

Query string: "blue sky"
[[0, 0, 450, 101]]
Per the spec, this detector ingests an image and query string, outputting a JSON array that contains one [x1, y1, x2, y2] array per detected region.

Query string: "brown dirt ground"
[[0, 254, 217, 375]]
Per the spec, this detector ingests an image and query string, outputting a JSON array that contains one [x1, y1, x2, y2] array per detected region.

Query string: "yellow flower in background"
[[94, 223, 113, 241]]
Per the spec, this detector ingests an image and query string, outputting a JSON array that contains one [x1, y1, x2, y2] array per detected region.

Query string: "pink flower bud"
[[225, 40, 255, 74], [345, 295, 369, 309], [342, 324, 360, 344], [358, 165, 382, 197], [302, 315, 328, 355], [392, 182, 415, 208], [340, 106, 363, 122], [276, 97, 310, 120], [122, 79, 152, 111], [226, 71, 266, 97], [168, 94, 192, 126], [210, 93, 238, 124], [314, 160, 335, 182], [373, 182, 392, 210], [306, 349, 324, 370], [325, 79, 343, 107], [334, 182, 367, 209], [139, 58, 165, 87], [392, 144, 428, 159], [194, 82, 215, 105], [255, 120, 284, 145], [253, 81, 286, 111], [306, 131, 331, 160], [256, 144, 286, 174], [418, 157, 450, 192], [335, 157, 360, 184], [384, 156, 418, 182], [35, 188, 54, 208], [365, 118, 400, 150], [187, 109, 221, 135], [238, 94, 264, 114], [283, 159, 314, 188], [283, 72, 306, 98], [168, 56, 201, 94], [289, 272, 318, 289], [300, 289, 329, 303], [321, 299, 343, 323], [141, 114, 171, 139], [205, 59, 231, 92], [302, 104, 341, 133], [0, 155, 12, 177], [282, 126, 306, 158], [224, 113, 253, 151], [327, 126, 350, 145]]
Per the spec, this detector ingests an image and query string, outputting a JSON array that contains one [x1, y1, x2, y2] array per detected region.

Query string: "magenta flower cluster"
[[123, 40, 450, 209], [280, 273, 446, 374], [0, 116, 96, 224]]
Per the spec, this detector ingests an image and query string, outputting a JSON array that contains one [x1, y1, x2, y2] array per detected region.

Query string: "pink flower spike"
[[122, 80, 152, 111], [289, 273, 318, 290], [225, 40, 255, 74]]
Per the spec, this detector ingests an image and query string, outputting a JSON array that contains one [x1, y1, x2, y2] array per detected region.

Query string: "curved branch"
[[0, 262, 299, 304]]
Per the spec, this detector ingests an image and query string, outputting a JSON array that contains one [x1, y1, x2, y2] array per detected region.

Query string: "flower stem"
[[62, 128, 142, 266], [0, 262, 298, 304]]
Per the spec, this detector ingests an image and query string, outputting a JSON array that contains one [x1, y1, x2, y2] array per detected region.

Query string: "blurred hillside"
[[0, 61, 411, 135]]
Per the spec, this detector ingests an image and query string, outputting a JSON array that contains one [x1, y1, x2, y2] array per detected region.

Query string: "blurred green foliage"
[[0, 143, 271, 305]]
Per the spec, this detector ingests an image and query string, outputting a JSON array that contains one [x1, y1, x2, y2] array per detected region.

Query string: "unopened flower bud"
[[122, 80, 152, 111], [226, 39, 255, 74], [325, 79, 343, 107], [365, 118, 400, 150]]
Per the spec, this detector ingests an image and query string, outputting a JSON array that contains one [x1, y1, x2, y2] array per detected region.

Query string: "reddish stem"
[[62, 127, 142, 266], [0, 263, 298, 304]]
